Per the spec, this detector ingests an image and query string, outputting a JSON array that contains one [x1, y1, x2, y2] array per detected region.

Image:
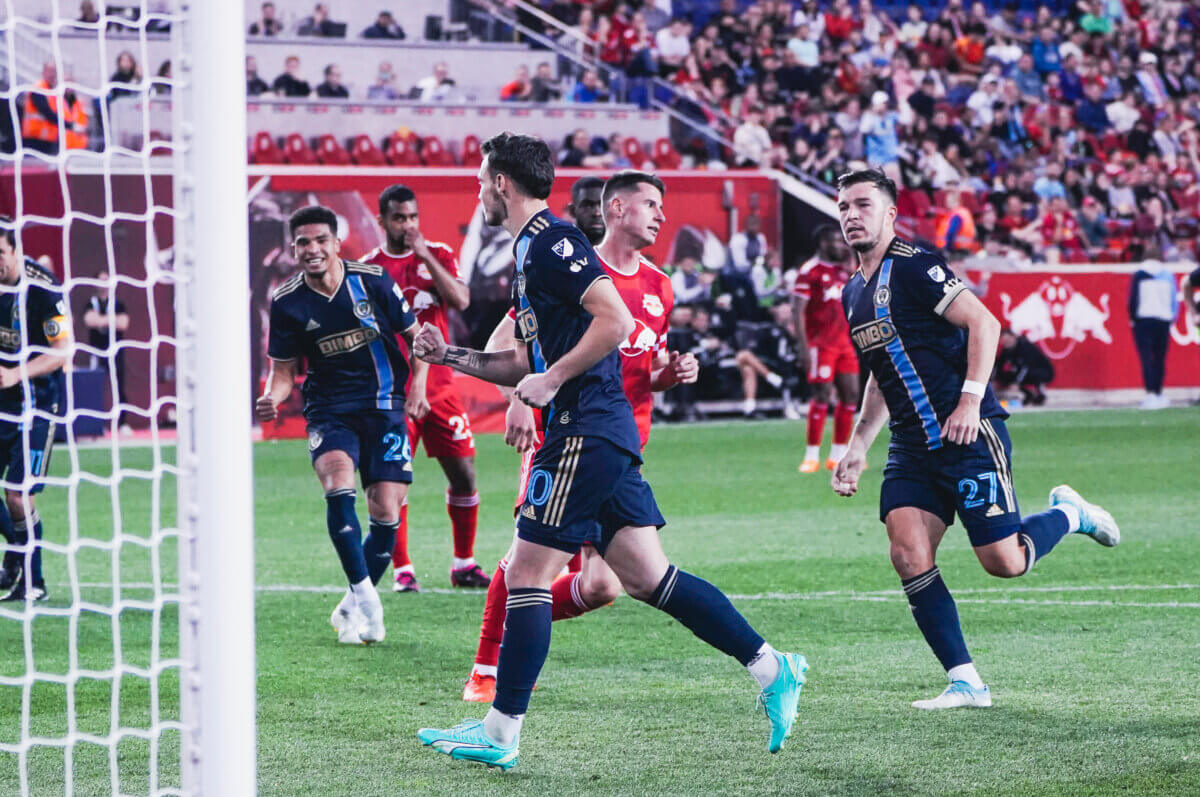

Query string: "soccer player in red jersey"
[[462, 171, 699, 702], [793, 224, 861, 473], [362, 185, 490, 590]]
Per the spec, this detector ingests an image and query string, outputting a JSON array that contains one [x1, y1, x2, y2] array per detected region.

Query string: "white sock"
[[472, 663, 497, 678], [765, 372, 783, 388], [349, 576, 380, 607], [335, 588, 357, 615], [804, 445, 820, 462], [829, 443, 847, 462], [746, 643, 780, 689], [743, 398, 756, 415], [394, 563, 414, 575], [947, 662, 984, 689], [1054, 504, 1081, 533], [483, 706, 523, 748], [452, 556, 476, 570]]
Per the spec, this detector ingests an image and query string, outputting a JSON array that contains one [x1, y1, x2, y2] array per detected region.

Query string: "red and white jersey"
[[792, 258, 853, 349], [504, 254, 673, 451], [602, 254, 673, 450], [362, 242, 463, 399]]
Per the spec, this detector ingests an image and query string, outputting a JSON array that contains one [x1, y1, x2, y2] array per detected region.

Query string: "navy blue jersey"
[[267, 260, 418, 415], [511, 209, 641, 459], [842, 238, 1005, 450], [0, 258, 68, 414]]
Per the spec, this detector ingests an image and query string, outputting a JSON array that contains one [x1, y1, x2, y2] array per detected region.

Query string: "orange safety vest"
[[935, 207, 978, 252], [21, 81, 88, 149]]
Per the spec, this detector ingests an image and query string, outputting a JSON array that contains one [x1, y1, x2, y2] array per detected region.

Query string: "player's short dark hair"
[[571, 176, 605, 199], [378, 184, 416, 215], [481, 132, 555, 199], [836, 168, 898, 206], [289, 205, 338, 237], [601, 170, 665, 207], [0, 216, 15, 250]]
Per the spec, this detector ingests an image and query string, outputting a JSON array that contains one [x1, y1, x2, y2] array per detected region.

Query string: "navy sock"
[[29, 514, 43, 587], [1018, 509, 1071, 574], [902, 567, 971, 671], [363, 517, 399, 585], [325, 489, 368, 585], [644, 565, 765, 666], [12, 515, 43, 588], [493, 588, 552, 716], [0, 503, 16, 574]]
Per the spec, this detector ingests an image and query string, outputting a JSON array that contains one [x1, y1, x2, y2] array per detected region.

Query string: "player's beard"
[[583, 224, 606, 245], [482, 191, 507, 227]]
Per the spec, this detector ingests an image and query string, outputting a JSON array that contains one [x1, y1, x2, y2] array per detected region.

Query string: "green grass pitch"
[[2, 408, 1199, 795]]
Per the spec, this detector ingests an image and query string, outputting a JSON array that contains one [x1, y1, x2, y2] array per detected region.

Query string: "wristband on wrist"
[[961, 380, 986, 397]]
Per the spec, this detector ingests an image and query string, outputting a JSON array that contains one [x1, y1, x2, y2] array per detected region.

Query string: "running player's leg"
[[364, 481, 406, 586], [801, 354, 833, 472], [466, 533, 518, 701], [2, 416, 56, 601], [551, 545, 620, 620], [440, 454, 488, 586], [828, 355, 861, 467], [389, 415, 423, 589]]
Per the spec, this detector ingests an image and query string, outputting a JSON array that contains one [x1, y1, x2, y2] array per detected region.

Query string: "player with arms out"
[[0, 219, 70, 602], [793, 223, 860, 473], [830, 170, 1120, 709], [414, 134, 806, 770], [363, 184, 489, 591], [257, 206, 426, 644], [461, 171, 700, 703]]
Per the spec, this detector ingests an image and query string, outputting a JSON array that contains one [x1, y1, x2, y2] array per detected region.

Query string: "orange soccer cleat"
[[798, 459, 821, 474], [462, 670, 496, 703]]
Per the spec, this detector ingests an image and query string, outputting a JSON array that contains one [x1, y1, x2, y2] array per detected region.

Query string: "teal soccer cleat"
[[417, 719, 519, 771], [756, 652, 808, 753], [1050, 485, 1120, 547]]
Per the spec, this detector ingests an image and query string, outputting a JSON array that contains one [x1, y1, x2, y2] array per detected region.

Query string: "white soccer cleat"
[[1049, 484, 1120, 547], [357, 593, 386, 644], [912, 680, 992, 710], [330, 602, 367, 645]]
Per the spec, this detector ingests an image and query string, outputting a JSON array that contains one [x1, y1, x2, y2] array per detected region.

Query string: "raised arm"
[[413, 322, 530, 387]]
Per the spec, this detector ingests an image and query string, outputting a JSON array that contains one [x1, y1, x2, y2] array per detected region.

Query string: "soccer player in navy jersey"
[[830, 170, 1120, 709], [257, 206, 427, 645], [414, 133, 806, 770]]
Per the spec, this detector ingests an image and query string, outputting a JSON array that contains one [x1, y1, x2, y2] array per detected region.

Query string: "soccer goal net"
[[0, 1, 254, 794]]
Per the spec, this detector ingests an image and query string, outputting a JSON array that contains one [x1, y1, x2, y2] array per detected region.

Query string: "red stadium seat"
[[651, 137, 681, 170], [283, 133, 318, 165], [461, 135, 482, 167], [349, 135, 386, 166], [421, 136, 455, 166], [621, 137, 652, 169], [251, 131, 284, 164], [315, 134, 351, 165], [385, 135, 422, 166]]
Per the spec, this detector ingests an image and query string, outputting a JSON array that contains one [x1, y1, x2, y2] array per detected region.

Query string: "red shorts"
[[407, 390, 476, 459], [808, 343, 859, 384]]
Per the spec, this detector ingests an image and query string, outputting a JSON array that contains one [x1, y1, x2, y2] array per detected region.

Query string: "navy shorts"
[[879, 417, 1021, 547], [516, 434, 665, 555], [306, 407, 413, 486], [0, 417, 57, 495]]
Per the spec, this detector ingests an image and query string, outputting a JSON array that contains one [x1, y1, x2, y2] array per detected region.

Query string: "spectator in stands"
[[22, 60, 87, 155], [1078, 196, 1109, 254], [558, 129, 614, 168], [861, 90, 901, 182], [273, 56, 311, 98], [153, 60, 172, 96], [935, 182, 978, 254], [907, 75, 938, 120], [248, 1, 282, 37], [529, 62, 561, 103], [993, 328, 1054, 406], [413, 62, 455, 101], [1129, 262, 1179, 409], [1076, 78, 1112, 133], [362, 10, 404, 40], [1136, 52, 1168, 107], [655, 17, 692, 76], [316, 64, 349, 99], [1040, 195, 1089, 260], [788, 23, 820, 68], [107, 51, 142, 105], [367, 62, 400, 101], [733, 106, 772, 167], [571, 69, 610, 103], [500, 65, 532, 102], [246, 56, 269, 97], [728, 214, 768, 273], [84, 271, 132, 429], [0, 76, 13, 155], [1033, 160, 1067, 202], [1012, 53, 1043, 102], [917, 136, 962, 189], [78, 1, 99, 24], [734, 300, 794, 419], [1031, 26, 1061, 75], [297, 3, 344, 38], [671, 257, 711, 306], [897, 4, 926, 46]]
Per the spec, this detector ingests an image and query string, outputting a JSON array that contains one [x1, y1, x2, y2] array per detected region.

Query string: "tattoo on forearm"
[[443, 346, 482, 371]]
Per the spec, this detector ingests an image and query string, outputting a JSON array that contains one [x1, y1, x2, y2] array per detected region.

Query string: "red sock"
[[807, 402, 829, 447], [833, 403, 855, 445], [447, 491, 480, 560], [567, 551, 583, 573], [474, 559, 508, 668], [390, 501, 410, 569], [551, 572, 591, 621]]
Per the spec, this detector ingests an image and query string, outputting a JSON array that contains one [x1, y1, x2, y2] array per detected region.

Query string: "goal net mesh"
[[1, 2, 191, 794]]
